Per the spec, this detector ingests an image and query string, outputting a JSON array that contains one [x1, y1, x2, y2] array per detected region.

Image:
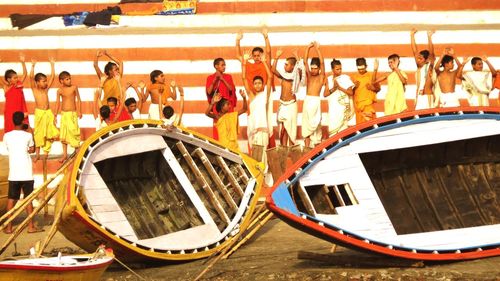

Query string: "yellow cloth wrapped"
[[34, 108, 59, 152], [60, 111, 80, 148], [384, 71, 408, 115], [101, 77, 121, 104], [215, 112, 239, 152], [352, 72, 377, 124]]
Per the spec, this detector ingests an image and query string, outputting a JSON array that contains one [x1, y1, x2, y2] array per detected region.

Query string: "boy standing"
[[272, 49, 304, 146], [206, 58, 236, 140], [146, 70, 176, 120], [325, 59, 355, 136], [30, 58, 59, 162], [302, 42, 325, 147], [236, 27, 273, 92], [411, 29, 436, 109], [205, 91, 247, 152], [240, 50, 273, 157], [93, 50, 123, 103], [3, 111, 42, 234], [1, 55, 29, 133], [55, 71, 82, 162], [459, 56, 496, 106], [374, 55, 408, 115], [351, 58, 380, 124], [434, 48, 464, 107]]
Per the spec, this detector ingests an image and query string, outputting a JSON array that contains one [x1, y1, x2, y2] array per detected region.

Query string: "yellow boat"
[[56, 120, 264, 262], [0, 246, 113, 281]]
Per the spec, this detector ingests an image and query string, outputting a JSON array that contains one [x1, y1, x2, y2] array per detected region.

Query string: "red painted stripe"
[[0, 0, 497, 17], [0, 44, 499, 62], [0, 258, 113, 271]]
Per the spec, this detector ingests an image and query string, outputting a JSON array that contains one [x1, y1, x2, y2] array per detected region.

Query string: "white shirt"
[[4, 130, 34, 181]]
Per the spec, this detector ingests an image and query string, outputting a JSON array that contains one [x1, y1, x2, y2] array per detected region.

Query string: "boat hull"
[[57, 120, 264, 262], [0, 255, 113, 281], [267, 107, 500, 261]]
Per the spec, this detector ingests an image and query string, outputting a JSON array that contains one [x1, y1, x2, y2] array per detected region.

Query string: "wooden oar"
[[0, 183, 60, 255], [222, 212, 273, 259], [0, 155, 75, 227]]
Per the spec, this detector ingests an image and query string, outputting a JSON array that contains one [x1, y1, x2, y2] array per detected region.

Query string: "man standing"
[[3, 111, 42, 234]]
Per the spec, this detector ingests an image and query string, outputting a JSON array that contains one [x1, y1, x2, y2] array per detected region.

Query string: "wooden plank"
[[297, 183, 316, 216], [297, 251, 425, 268], [215, 156, 244, 198], [176, 141, 231, 225], [432, 166, 465, 229], [235, 164, 250, 186], [192, 148, 238, 212]]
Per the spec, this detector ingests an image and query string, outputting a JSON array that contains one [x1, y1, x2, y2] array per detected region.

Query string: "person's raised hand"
[[239, 89, 247, 98]]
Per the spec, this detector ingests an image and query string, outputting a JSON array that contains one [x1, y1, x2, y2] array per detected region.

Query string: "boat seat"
[[137, 223, 221, 250]]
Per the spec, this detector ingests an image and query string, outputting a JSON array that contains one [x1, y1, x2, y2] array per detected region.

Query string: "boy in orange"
[[205, 91, 248, 152], [1, 55, 29, 133], [55, 71, 82, 162], [29, 58, 59, 162], [351, 58, 380, 124], [236, 27, 272, 92]]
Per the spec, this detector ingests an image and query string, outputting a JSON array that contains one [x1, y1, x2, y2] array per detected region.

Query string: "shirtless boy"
[[272, 49, 301, 146], [411, 29, 436, 109], [302, 41, 325, 147], [30, 58, 59, 162], [435, 48, 464, 107], [146, 70, 176, 120], [55, 71, 82, 162]]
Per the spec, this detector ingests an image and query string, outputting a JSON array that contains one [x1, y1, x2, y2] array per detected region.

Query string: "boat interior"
[[78, 128, 254, 250]]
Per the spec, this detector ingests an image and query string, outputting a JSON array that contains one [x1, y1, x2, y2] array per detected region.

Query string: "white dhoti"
[[462, 71, 492, 106], [277, 99, 298, 145], [148, 103, 161, 120], [415, 92, 435, 110], [440, 92, 460, 108], [301, 95, 322, 147], [248, 92, 273, 148], [327, 91, 350, 136]]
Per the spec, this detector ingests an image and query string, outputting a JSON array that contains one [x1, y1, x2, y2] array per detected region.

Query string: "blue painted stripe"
[[272, 183, 300, 216]]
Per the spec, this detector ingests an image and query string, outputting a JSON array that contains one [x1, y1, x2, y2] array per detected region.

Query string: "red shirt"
[[4, 82, 28, 133], [109, 105, 132, 122], [205, 73, 236, 108]]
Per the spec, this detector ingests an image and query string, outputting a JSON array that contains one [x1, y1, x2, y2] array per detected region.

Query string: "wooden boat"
[[56, 120, 264, 262], [0, 247, 113, 281], [266, 107, 500, 261]]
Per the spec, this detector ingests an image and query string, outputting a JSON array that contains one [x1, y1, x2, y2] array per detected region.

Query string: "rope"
[[113, 256, 149, 281]]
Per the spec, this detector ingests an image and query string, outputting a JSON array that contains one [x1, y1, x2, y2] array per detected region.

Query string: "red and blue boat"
[[266, 107, 500, 261]]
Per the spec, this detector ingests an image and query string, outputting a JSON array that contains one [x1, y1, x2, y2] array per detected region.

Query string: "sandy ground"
[[1, 211, 500, 281]]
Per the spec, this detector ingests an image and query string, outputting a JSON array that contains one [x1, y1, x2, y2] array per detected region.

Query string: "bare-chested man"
[[302, 41, 325, 148]]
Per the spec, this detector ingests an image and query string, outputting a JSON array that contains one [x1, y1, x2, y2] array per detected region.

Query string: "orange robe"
[[215, 112, 240, 152], [351, 72, 377, 124], [246, 62, 268, 91], [101, 77, 121, 103]]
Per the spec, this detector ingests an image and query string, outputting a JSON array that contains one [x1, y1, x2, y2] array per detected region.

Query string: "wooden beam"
[[192, 148, 238, 212], [176, 142, 231, 225], [215, 156, 244, 198]]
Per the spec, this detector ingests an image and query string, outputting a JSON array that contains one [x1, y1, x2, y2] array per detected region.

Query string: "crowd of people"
[[1, 28, 500, 233]]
